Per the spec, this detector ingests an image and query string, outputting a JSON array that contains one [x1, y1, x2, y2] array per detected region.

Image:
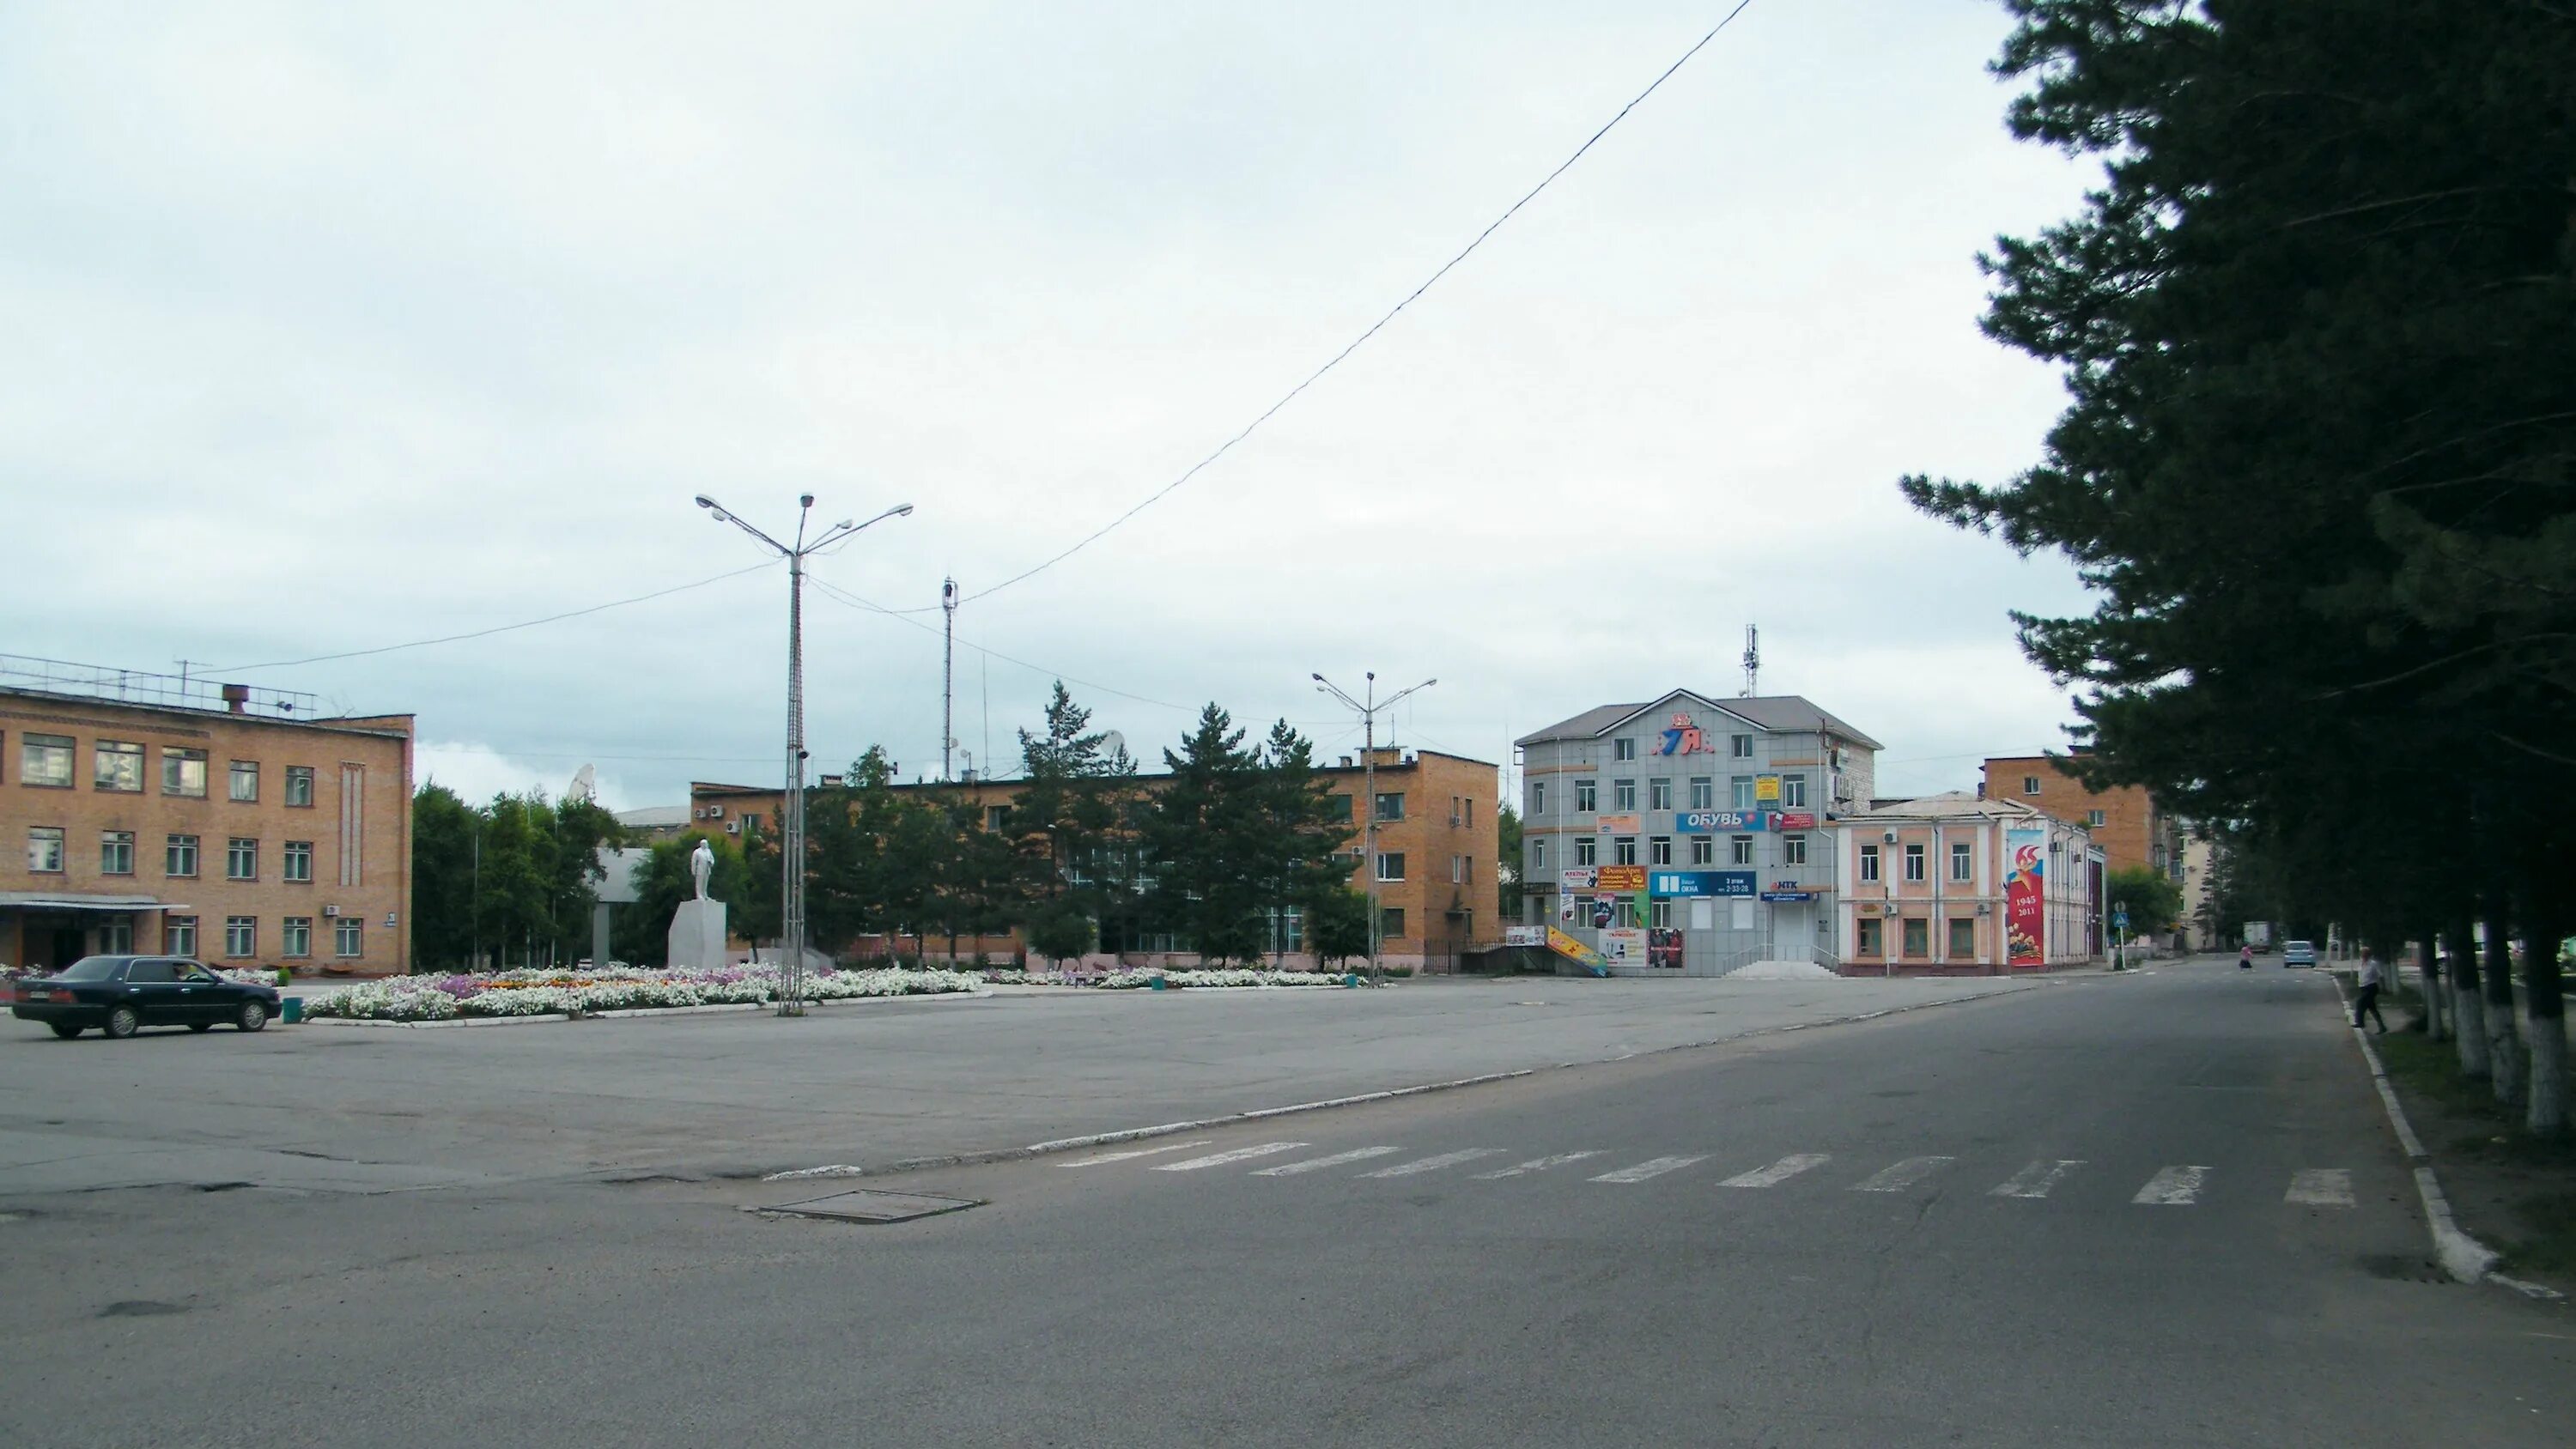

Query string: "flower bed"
[[299, 964, 982, 1022], [982, 967, 1349, 990]]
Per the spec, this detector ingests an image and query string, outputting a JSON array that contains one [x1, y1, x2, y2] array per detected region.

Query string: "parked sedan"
[[11, 955, 280, 1040]]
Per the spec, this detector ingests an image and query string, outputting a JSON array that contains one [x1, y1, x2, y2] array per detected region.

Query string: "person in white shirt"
[[2353, 949, 2388, 1034]]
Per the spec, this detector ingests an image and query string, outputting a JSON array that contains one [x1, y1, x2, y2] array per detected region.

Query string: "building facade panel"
[[1833, 791, 2101, 974]]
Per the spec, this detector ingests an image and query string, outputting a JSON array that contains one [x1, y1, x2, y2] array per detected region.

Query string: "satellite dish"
[[1099, 731, 1127, 761], [568, 764, 598, 804]]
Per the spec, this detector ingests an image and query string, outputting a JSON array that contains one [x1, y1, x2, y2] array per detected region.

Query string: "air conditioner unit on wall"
[[724, 820, 740, 834], [323, 905, 340, 917], [711, 805, 726, 819]]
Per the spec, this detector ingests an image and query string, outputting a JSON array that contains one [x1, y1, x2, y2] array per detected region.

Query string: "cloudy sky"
[[1, 1, 2097, 810]]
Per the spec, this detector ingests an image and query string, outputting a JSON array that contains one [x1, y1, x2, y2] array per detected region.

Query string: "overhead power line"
[[804, 575, 1195, 712], [952, 0, 1759, 609], [212, 561, 779, 673]]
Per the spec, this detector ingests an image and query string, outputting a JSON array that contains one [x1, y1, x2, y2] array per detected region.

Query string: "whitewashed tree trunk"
[[2530, 1016, 2567, 1135], [2454, 978, 2489, 1078], [2485, 906, 2522, 1106], [2418, 941, 2447, 1041]]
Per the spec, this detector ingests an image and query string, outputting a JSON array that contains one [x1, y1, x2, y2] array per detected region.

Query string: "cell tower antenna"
[[1741, 625, 1759, 697], [940, 577, 959, 782]]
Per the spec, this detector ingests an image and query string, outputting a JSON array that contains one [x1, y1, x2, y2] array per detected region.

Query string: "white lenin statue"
[[667, 838, 727, 971]]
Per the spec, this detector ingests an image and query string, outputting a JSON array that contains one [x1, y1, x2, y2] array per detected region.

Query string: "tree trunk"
[[2527, 885, 2567, 1136], [2449, 912, 2488, 1080], [2416, 937, 2447, 1041], [2486, 895, 2523, 1106]]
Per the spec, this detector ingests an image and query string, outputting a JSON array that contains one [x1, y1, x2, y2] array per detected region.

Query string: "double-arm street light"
[[697, 493, 913, 1015], [1313, 670, 1435, 985]]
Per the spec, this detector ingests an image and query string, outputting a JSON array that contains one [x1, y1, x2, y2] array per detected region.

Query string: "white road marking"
[[1254, 1146, 1404, 1176], [1589, 1155, 1708, 1184], [1155, 1142, 1308, 1172], [1719, 1154, 1832, 1188], [1990, 1160, 2085, 1198], [2133, 1165, 2210, 1204], [1852, 1156, 1956, 1192], [1059, 1139, 1212, 1167], [1360, 1149, 1507, 1178], [2286, 1168, 2355, 1207], [1473, 1152, 1605, 1179]]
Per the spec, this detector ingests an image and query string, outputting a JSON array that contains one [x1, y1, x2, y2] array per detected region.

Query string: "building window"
[[2087, 809, 2106, 828], [1530, 838, 1547, 873], [1730, 776, 1756, 809], [286, 766, 316, 808], [1903, 918, 1929, 956], [1649, 836, 1673, 865], [1450, 854, 1466, 883], [1904, 844, 1926, 882], [27, 826, 65, 873], [1325, 795, 1352, 820], [1780, 775, 1807, 809], [1688, 777, 1714, 809], [283, 918, 313, 958], [1461, 798, 1474, 828], [225, 916, 256, 958], [1649, 900, 1674, 929], [1860, 845, 1880, 882], [1376, 852, 1406, 882], [1951, 842, 1972, 882], [166, 916, 197, 957], [1613, 837, 1638, 866], [2023, 776, 2042, 796], [336, 919, 363, 958], [1613, 779, 1637, 811], [1379, 907, 1406, 940], [1574, 836, 1596, 866], [1529, 780, 1545, 815], [1948, 918, 1977, 957], [162, 748, 208, 797], [1647, 778, 1672, 811], [100, 920, 134, 953], [21, 733, 74, 787], [1575, 779, 1596, 813], [167, 834, 199, 876], [1730, 835, 1753, 865], [1731, 734, 1754, 758], [284, 840, 313, 882], [228, 760, 259, 802], [227, 837, 258, 881], [984, 805, 1012, 832], [1857, 917, 1883, 955], [1783, 834, 1807, 866], [1690, 835, 1714, 866], [1613, 737, 1637, 761], [100, 830, 134, 875], [94, 740, 144, 792], [1374, 792, 1405, 822]]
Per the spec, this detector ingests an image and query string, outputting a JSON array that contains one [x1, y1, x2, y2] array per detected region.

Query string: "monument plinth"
[[667, 838, 726, 972]]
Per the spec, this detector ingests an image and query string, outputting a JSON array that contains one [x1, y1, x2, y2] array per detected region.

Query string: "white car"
[[2282, 940, 2318, 968]]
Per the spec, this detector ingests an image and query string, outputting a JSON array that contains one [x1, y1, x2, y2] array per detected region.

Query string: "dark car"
[[11, 955, 280, 1040]]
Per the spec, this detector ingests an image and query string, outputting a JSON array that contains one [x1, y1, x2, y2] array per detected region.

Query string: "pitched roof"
[[1516, 691, 1884, 751], [1845, 791, 2049, 823]]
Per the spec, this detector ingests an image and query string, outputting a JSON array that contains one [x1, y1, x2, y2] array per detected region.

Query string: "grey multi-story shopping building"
[[1516, 691, 1881, 974]]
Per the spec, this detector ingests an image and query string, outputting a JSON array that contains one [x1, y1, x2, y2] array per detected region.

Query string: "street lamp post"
[[696, 493, 913, 1016], [1313, 670, 1435, 986]]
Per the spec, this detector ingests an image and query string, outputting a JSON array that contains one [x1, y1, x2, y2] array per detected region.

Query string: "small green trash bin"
[[282, 997, 303, 1024], [1148, 977, 1168, 991]]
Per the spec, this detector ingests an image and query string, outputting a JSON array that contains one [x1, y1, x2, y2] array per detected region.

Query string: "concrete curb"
[[297, 987, 992, 1029], [755, 978, 2048, 1184], [2327, 973, 2512, 1288]]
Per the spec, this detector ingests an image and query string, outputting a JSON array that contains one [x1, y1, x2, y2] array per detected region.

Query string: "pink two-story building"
[[1834, 792, 2103, 974]]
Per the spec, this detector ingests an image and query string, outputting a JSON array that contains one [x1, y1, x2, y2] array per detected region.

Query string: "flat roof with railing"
[[0, 654, 318, 721]]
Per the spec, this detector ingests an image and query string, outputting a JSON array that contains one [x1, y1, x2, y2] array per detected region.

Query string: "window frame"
[[1613, 779, 1637, 811], [27, 825, 66, 873], [21, 733, 75, 788], [161, 747, 208, 797], [100, 829, 135, 876], [283, 840, 314, 883], [1903, 917, 1930, 957], [94, 739, 145, 793], [335, 919, 363, 958], [1780, 774, 1807, 809], [282, 917, 313, 959], [1904, 843, 1926, 882], [1378, 907, 1406, 940], [1575, 779, 1597, 813], [226, 836, 259, 882], [1860, 845, 1880, 882], [1375, 851, 1406, 882], [1574, 836, 1596, 866], [1950, 841, 1973, 882], [1783, 833, 1807, 866], [1857, 917, 1884, 956], [2022, 775, 2042, 796], [1529, 780, 1545, 815], [1688, 777, 1714, 809], [224, 916, 257, 959], [1529, 837, 1546, 872], [228, 760, 259, 803], [1613, 836, 1638, 866], [1730, 775, 1756, 809], [1649, 778, 1673, 810], [1649, 835, 1673, 866], [1730, 835, 1753, 866], [1948, 917, 1977, 958], [1730, 734, 1754, 758], [166, 916, 197, 957], [285, 765, 316, 808], [1690, 834, 1714, 866], [1373, 791, 1406, 822], [167, 834, 200, 878], [1613, 737, 1637, 761]]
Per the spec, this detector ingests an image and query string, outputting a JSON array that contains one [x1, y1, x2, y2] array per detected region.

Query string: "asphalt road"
[[3, 960, 2567, 1447]]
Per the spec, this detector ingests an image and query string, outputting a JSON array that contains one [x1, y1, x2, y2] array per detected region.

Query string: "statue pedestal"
[[667, 899, 727, 973]]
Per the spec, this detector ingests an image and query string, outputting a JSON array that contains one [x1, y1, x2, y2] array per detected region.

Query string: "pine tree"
[[1145, 704, 1267, 965]]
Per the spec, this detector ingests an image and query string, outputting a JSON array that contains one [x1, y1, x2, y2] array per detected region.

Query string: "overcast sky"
[[1, 1, 2098, 811]]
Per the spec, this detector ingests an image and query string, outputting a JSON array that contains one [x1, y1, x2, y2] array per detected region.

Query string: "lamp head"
[[893, 504, 915, 517], [1311, 673, 1324, 682], [694, 495, 714, 510], [799, 493, 816, 509]]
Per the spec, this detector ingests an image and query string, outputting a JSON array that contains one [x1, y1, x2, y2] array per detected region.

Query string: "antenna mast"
[[1741, 625, 1759, 697], [940, 577, 958, 781]]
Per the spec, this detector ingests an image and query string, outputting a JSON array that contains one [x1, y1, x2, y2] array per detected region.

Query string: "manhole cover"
[[756, 1189, 982, 1224]]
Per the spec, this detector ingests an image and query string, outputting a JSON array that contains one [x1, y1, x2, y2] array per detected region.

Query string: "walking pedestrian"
[[2353, 949, 2388, 1034], [2239, 943, 2253, 970]]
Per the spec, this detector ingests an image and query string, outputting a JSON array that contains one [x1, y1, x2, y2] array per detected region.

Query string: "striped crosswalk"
[[1063, 1138, 2362, 1210]]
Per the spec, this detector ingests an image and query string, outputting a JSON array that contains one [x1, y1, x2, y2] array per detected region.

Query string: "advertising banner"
[[1755, 774, 1782, 803], [1600, 927, 1646, 966], [1504, 925, 1546, 947], [1759, 890, 1819, 903], [2006, 827, 2046, 967], [1595, 813, 1643, 837], [1771, 811, 1820, 830], [1595, 864, 1649, 894], [1676, 809, 1759, 833], [1655, 712, 1714, 756], [1648, 927, 1684, 969], [1646, 870, 1755, 898], [1559, 866, 1600, 891], [1546, 925, 1607, 972]]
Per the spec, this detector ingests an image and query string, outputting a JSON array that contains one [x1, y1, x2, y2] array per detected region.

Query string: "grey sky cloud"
[[2, 2, 2093, 811]]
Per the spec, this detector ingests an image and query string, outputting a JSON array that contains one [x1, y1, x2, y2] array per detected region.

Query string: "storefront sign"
[[1592, 899, 1616, 928], [1647, 870, 1755, 898], [1595, 864, 1649, 894], [1655, 712, 1713, 756], [1600, 927, 1646, 964], [1755, 774, 1782, 803], [1648, 927, 1684, 969], [1771, 811, 1818, 830], [1759, 890, 1819, 903], [1594, 813, 1643, 837], [1504, 925, 1546, 947], [1546, 925, 1607, 971], [1559, 866, 1600, 891], [1674, 809, 1818, 834], [2006, 827, 2046, 967]]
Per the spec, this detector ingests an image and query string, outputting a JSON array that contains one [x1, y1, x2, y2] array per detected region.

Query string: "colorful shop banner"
[[1595, 864, 1649, 894], [1648, 927, 1685, 969], [1754, 774, 1782, 803], [1594, 813, 1643, 837], [2005, 827, 2046, 967], [1655, 712, 1714, 756], [1647, 870, 1756, 898], [1600, 927, 1646, 966], [1771, 810, 1819, 830], [1504, 925, 1546, 947], [1674, 809, 1820, 834], [1759, 890, 1819, 903], [1546, 926, 1608, 972], [1559, 866, 1600, 891]]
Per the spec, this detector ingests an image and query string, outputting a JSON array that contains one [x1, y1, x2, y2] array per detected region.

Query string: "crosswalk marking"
[[1155, 1142, 1308, 1172], [1719, 1154, 1831, 1188], [1473, 1152, 1604, 1179], [1059, 1139, 1213, 1167], [1990, 1160, 2085, 1198], [2133, 1165, 2209, 1204], [2285, 1168, 2354, 1207], [1360, 1149, 1506, 1179], [1254, 1146, 1403, 1176], [1853, 1155, 1955, 1192], [1589, 1155, 1707, 1184]]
